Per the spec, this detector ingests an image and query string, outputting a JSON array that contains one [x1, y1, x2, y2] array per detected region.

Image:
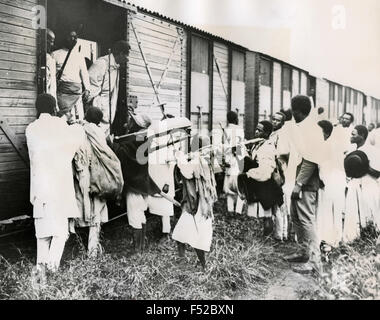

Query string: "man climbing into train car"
[[52, 29, 91, 121], [73, 106, 124, 258], [87, 41, 130, 137], [26, 94, 85, 284]]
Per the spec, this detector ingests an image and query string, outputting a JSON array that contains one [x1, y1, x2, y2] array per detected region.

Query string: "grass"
[[1, 199, 379, 300], [318, 224, 380, 300], [0, 199, 279, 300]]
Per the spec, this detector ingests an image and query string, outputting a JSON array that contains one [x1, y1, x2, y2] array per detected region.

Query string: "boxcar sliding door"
[[127, 10, 187, 121]]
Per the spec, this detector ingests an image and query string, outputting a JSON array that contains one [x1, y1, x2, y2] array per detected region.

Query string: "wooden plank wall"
[[127, 10, 186, 120], [0, 0, 38, 220]]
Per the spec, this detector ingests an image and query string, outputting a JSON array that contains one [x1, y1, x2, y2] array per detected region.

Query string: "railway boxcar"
[[0, 0, 39, 222], [0, 0, 250, 222], [0, 0, 379, 224], [244, 52, 310, 138], [315, 76, 369, 125], [369, 97, 380, 125]]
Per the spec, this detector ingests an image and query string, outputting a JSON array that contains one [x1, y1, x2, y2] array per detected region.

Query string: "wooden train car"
[[0, 0, 379, 223], [312, 76, 379, 126], [244, 51, 310, 138]]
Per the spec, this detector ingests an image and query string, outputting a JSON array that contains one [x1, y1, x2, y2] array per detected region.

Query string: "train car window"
[[338, 86, 343, 102], [260, 59, 271, 86], [191, 35, 209, 74], [232, 50, 244, 82], [329, 83, 335, 101], [282, 66, 291, 91]]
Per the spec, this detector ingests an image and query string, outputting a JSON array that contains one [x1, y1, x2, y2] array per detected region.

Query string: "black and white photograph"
[[0, 0, 379, 304]]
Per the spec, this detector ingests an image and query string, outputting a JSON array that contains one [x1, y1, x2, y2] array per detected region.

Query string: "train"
[[0, 0, 379, 223]]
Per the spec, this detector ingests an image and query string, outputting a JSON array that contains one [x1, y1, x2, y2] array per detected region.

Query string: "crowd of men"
[[25, 27, 380, 284]]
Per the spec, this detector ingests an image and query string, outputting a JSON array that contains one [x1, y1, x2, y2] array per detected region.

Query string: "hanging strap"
[[56, 48, 73, 81]]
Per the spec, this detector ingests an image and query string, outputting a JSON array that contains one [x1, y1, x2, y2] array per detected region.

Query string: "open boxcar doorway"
[[47, 0, 128, 218], [47, 0, 128, 135]]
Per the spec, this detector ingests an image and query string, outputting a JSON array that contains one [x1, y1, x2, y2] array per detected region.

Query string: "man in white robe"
[[283, 95, 326, 275], [26, 94, 85, 280], [343, 125, 380, 242], [316, 120, 345, 249], [73, 107, 123, 257], [87, 41, 130, 137]]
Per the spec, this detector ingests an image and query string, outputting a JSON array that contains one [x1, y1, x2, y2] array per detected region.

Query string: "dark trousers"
[[290, 191, 320, 264]]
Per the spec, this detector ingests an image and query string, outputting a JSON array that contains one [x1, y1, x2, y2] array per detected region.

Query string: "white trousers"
[[88, 225, 101, 257], [36, 235, 67, 271], [274, 204, 289, 240], [162, 215, 171, 234], [126, 191, 148, 229], [227, 194, 244, 214]]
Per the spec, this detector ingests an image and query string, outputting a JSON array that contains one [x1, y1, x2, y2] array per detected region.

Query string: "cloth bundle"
[[237, 156, 284, 210], [85, 124, 124, 200], [74, 123, 124, 203]]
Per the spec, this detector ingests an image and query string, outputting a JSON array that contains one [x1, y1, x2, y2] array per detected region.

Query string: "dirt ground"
[[234, 241, 323, 300]]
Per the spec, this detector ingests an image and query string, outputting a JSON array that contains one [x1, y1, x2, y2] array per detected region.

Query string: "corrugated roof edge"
[[107, 1, 314, 73], [104, 0, 247, 51], [104, 0, 380, 100]]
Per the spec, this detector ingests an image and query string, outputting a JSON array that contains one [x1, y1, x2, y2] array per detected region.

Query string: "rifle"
[[108, 48, 112, 132]]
